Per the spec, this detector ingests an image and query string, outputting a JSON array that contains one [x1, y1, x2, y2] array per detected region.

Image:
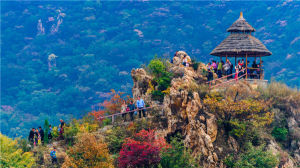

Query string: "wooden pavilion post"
[[246, 53, 248, 79], [260, 56, 262, 79]]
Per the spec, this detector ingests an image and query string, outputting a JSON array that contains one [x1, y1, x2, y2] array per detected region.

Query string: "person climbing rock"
[[28, 128, 35, 146], [38, 126, 44, 145], [136, 96, 146, 118], [50, 147, 57, 164]]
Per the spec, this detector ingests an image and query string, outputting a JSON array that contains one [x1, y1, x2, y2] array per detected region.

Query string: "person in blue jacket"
[[50, 146, 57, 164], [136, 96, 146, 118]]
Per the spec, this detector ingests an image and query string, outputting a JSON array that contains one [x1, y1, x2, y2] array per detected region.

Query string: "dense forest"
[[1, 1, 300, 138]]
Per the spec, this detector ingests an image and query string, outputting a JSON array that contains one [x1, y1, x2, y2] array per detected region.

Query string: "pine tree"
[[44, 119, 49, 144]]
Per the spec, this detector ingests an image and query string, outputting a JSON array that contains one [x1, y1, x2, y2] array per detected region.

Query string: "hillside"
[[1, 1, 300, 138], [1, 54, 299, 168]]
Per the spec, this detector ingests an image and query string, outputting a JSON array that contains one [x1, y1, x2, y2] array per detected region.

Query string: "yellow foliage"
[[146, 81, 155, 94], [203, 95, 273, 127], [162, 87, 170, 95], [0, 134, 35, 168], [62, 133, 113, 168]]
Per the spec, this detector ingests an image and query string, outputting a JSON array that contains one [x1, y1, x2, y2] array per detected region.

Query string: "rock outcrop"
[[132, 51, 220, 167], [131, 51, 299, 168]]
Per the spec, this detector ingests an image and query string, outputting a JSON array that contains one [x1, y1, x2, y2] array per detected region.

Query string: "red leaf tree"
[[118, 129, 169, 168]]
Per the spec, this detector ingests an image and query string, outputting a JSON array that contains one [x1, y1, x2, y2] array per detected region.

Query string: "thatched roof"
[[210, 33, 272, 57], [227, 12, 255, 32]]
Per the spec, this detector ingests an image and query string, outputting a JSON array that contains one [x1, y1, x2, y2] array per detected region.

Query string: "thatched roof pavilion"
[[210, 12, 271, 57], [210, 12, 272, 79]]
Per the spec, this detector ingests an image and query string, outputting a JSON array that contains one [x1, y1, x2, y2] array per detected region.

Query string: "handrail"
[[210, 73, 246, 89], [206, 68, 246, 84], [97, 105, 163, 121]]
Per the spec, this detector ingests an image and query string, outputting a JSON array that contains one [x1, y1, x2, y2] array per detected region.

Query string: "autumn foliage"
[[118, 129, 169, 168], [62, 133, 113, 168], [89, 89, 131, 121], [203, 95, 273, 127]]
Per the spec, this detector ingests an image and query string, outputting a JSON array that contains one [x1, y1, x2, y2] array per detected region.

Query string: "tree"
[[89, 89, 131, 121], [233, 143, 279, 168], [62, 133, 113, 168], [159, 135, 199, 168], [0, 134, 35, 168], [118, 129, 169, 168], [44, 119, 50, 144]]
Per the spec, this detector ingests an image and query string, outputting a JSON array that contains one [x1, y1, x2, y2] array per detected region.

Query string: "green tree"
[[225, 143, 279, 168], [44, 119, 50, 144], [0, 134, 35, 168], [159, 135, 199, 168]]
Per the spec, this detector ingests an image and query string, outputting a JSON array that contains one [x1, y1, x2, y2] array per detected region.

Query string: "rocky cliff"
[[131, 51, 300, 168]]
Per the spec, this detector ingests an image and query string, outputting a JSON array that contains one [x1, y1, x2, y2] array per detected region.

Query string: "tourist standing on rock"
[[34, 129, 39, 146], [127, 100, 136, 121], [217, 61, 223, 78], [136, 96, 146, 118], [50, 147, 57, 164], [121, 100, 127, 121], [60, 119, 65, 129], [182, 55, 188, 67], [223, 60, 230, 79], [28, 128, 35, 145], [38, 126, 44, 145], [59, 119, 65, 140], [212, 61, 217, 73], [206, 62, 213, 81], [48, 125, 53, 142]]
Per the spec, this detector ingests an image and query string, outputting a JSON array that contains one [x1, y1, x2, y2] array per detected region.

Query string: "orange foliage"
[[62, 133, 113, 168], [89, 89, 132, 121]]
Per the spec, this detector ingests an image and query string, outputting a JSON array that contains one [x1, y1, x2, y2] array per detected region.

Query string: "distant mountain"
[[1, 1, 300, 138]]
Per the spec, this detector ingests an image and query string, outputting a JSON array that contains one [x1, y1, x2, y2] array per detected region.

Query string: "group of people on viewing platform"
[[206, 59, 263, 81], [120, 96, 147, 122]]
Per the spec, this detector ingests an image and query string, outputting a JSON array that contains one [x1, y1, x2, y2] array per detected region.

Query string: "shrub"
[[258, 82, 300, 108], [52, 126, 59, 139], [105, 126, 129, 154], [271, 127, 288, 141], [203, 95, 273, 127], [16, 138, 32, 152], [228, 120, 246, 138], [151, 90, 165, 102], [63, 119, 79, 144], [62, 133, 113, 168], [148, 59, 166, 77], [0, 134, 35, 168], [159, 135, 199, 168], [118, 129, 169, 168], [148, 58, 173, 102], [105, 121, 152, 154], [191, 59, 199, 71], [233, 143, 279, 168]]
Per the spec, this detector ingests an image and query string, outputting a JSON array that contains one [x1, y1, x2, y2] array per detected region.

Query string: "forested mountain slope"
[[1, 1, 300, 137]]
